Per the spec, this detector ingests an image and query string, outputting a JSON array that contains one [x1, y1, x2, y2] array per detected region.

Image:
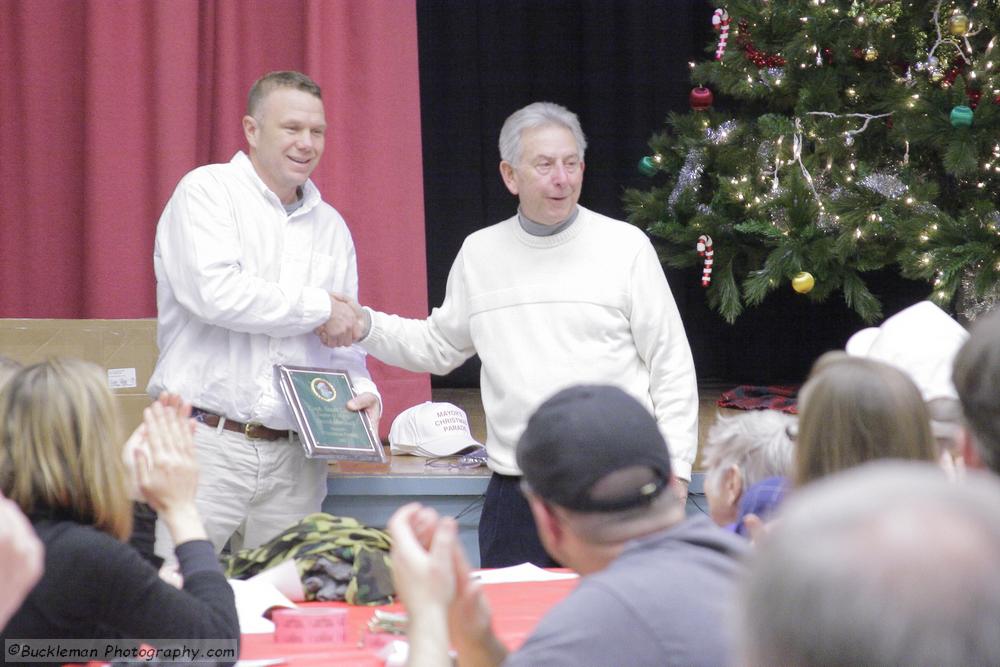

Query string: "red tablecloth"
[[239, 576, 579, 666]]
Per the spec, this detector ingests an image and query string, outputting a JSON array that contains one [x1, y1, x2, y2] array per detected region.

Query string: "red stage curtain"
[[0, 0, 430, 431]]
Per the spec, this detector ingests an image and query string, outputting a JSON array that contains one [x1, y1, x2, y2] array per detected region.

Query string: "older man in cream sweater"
[[324, 102, 698, 567]]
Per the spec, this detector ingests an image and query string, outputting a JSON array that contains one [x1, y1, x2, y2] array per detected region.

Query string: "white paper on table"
[[470, 563, 579, 585], [379, 640, 410, 667], [247, 559, 306, 601], [228, 579, 297, 634]]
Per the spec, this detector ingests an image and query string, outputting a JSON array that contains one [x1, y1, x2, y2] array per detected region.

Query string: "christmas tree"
[[624, 0, 1000, 324]]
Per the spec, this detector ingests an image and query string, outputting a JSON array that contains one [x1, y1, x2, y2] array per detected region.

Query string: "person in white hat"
[[845, 300, 968, 470]]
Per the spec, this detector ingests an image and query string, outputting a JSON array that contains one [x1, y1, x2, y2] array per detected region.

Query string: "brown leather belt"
[[191, 407, 289, 442]]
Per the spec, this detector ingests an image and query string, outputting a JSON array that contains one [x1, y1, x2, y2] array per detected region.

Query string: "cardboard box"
[[0, 319, 158, 435]]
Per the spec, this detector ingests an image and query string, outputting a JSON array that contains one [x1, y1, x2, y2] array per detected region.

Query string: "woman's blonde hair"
[[0, 358, 132, 540], [795, 352, 936, 487]]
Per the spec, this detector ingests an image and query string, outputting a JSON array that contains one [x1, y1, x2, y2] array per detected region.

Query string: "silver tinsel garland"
[[757, 140, 775, 171], [956, 266, 1000, 324], [668, 148, 706, 209], [955, 212, 1000, 322], [706, 120, 739, 145], [758, 67, 784, 88], [669, 121, 739, 210], [769, 207, 790, 232], [816, 211, 839, 233], [860, 172, 908, 199]]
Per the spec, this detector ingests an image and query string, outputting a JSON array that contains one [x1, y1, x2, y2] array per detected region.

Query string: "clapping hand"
[[0, 493, 44, 629], [133, 395, 207, 546]]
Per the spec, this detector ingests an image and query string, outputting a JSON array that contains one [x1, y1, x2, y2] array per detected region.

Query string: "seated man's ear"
[[723, 464, 743, 508], [527, 494, 564, 546]]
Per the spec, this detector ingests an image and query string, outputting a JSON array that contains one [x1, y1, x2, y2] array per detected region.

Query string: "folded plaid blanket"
[[716, 384, 800, 414]]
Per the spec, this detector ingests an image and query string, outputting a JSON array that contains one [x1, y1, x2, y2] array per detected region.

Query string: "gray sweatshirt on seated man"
[[391, 384, 747, 667]]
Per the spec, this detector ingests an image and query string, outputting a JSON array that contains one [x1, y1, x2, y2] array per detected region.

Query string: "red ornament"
[[993, 94, 1000, 105], [967, 88, 982, 109], [690, 86, 714, 111], [822, 48, 834, 64]]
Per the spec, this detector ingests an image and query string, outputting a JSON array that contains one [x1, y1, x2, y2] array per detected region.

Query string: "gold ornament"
[[948, 13, 969, 36], [864, 46, 879, 62], [792, 272, 815, 294], [929, 68, 944, 83]]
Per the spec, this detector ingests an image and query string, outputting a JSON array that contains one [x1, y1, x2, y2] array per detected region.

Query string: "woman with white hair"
[[701, 410, 796, 536]]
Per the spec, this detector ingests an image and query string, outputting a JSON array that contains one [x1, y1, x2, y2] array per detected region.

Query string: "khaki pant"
[[156, 420, 328, 559]]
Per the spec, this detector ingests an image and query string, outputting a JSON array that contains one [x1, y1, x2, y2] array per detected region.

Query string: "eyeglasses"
[[424, 453, 488, 470]]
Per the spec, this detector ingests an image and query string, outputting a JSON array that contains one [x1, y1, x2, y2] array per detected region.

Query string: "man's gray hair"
[[498, 102, 587, 165], [953, 307, 1000, 474], [701, 410, 795, 496], [740, 461, 1000, 667]]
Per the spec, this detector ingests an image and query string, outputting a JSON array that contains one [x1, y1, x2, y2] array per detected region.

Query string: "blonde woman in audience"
[[701, 410, 795, 536], [0, 359, 238, 664], [795, 352, 936, 486], [0, 357, 44, 631]]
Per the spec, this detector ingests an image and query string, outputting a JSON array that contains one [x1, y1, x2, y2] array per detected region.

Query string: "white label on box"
[[107, 368, 137, 389]]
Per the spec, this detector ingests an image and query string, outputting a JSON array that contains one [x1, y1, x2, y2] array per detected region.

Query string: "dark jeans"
[[478, 472, 560, 568]]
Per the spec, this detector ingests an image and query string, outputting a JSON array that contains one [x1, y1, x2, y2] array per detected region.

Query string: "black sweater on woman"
[[1, 513, 239, 666]]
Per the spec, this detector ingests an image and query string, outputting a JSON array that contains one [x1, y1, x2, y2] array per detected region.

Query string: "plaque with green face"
[[276, 365, 385, 461]]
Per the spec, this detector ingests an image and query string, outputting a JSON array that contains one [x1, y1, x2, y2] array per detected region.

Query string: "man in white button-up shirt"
[[149, 71, 379, 554]]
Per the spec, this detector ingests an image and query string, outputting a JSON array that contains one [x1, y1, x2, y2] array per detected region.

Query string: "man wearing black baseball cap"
[[389, 385, 746, 667]]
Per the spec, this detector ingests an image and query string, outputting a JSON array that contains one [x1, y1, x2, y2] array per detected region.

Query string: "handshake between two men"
[[315, 294, 368, 348]]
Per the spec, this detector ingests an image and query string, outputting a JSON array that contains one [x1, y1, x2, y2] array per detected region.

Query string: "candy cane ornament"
[[697, 235, 714, 287], [712, 9, 730, 61]]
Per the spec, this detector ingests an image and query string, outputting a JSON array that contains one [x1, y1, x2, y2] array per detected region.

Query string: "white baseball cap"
[[388, 401, 483, 457], [845, 300, 968, 402]]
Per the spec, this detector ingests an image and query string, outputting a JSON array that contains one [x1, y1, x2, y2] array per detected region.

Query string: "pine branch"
[[842, 272, 883, 323]]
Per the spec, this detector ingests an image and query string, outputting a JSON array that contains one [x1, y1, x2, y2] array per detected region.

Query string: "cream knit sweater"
[[363, 206, 698, 479]]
